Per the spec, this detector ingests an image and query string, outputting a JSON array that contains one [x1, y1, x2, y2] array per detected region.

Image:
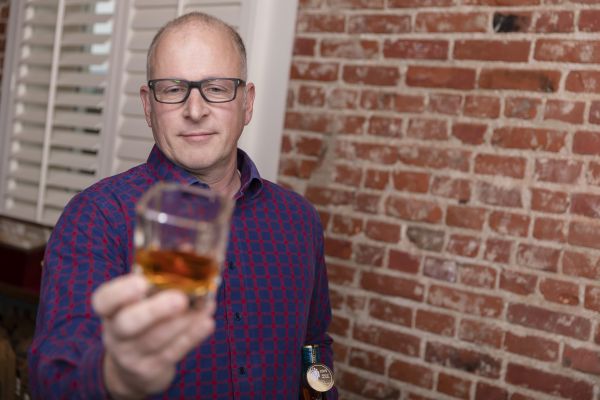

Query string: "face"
[[140, 24, 255, 179]]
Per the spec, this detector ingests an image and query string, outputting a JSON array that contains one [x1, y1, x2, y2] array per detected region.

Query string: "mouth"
[[180, 131, 216, 142]]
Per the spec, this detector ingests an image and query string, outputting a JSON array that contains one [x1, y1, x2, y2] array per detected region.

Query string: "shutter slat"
[[119, 118, 151, 139], [63, 12, 111, 25], [54, 110, 103, 129], [62, 32, 111, 46], [117, 138, 153, 161], [10, 165, 41, 184], [55, 92, 104, 108], [8, 185, 39, 203], [46, 171, 96, 191], [52, 130, 101, 150], [60, 53, 108, 67], [57, 72, 106, 87], [44, 189, 74, 208], [49, 149, 98, 170], [13, 147, 44, 164]]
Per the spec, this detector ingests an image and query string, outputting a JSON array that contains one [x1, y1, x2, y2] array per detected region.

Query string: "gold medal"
[[305, 363, 334, 392]]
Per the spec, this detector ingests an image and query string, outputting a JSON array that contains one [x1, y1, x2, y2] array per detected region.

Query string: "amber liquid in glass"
[[136, 248, 219, 296]]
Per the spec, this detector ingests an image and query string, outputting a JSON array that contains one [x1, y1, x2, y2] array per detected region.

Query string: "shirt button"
[[234, 312, 242, 321], [239, 366, 246, 375]]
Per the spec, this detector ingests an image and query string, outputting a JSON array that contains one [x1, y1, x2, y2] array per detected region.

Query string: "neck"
[[198, 166, 241, 198]]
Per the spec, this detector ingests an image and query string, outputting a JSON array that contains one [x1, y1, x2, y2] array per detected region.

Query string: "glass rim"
[[148, 77, 246, 104]]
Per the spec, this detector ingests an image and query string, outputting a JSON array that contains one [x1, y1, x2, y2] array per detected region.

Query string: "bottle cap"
[[305, 363, 334, 392]]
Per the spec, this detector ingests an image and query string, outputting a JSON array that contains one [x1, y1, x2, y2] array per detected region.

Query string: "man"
[[28, 12, 336, 399]]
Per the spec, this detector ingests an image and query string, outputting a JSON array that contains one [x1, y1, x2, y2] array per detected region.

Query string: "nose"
[[183, 87, 210, 120]]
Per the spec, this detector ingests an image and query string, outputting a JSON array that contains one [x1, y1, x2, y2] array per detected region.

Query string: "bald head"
[[146, 12, 247, 80]]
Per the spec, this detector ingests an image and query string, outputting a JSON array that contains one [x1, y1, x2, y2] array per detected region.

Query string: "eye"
[[161, 84, 187, 95], [203, 83, 229, 94]]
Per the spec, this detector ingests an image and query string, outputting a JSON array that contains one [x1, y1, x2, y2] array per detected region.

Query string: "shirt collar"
[[146, 144, 263, 198]]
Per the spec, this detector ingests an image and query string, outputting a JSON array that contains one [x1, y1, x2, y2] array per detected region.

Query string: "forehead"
[[152, 23, 242, 78]]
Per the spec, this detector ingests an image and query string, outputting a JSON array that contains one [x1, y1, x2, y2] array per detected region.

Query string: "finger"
[[109, 289, 189, 339], [92, 274, 149, 318], [158, 309, 216, 364]]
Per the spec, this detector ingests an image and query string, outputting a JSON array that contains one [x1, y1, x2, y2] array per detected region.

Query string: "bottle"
[[301, 344, 334, 400]]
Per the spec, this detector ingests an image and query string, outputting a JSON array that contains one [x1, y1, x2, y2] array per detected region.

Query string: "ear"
[[140, 84, 153, 127], [243, 82, 255, 126]]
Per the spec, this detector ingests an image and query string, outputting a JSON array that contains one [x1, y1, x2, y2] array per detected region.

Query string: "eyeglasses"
[[147, 78, 246, 104]]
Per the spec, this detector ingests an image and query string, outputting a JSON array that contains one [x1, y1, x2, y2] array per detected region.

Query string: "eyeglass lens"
[[152, 79, 239, 103]]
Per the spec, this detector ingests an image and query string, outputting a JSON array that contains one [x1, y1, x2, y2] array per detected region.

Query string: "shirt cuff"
[[79, 342, 110, 399]]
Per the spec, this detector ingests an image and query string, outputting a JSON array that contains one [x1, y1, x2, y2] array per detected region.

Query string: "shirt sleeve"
[[303, 211, 339, 400], [28, 190, 128, 399]]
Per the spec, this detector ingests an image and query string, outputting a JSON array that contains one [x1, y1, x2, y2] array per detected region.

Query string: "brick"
[[334, 115, 367, 135], [474, 154, 526, 178], [330, 314, 350, 336], [510, 394, 536, 400], [500, 269, 537, 296], [459, 263, 496, 289], [290, 61, 339, 81], [299, 0, 327, 8], [579, 10, 600, 31], [492, 126, 566, 152], [565, 70, 600, 93], [437, 372, 471, 400], [568, 220, 600, 250], [279, 158, 318, 179], [428, 93, 462, 115], [531, 188, 568, 213], [392, 170, 429, 193], [571, 193, 600, 218], [406, 226, 445, 251], [361, 271, 424, 301], [389, 249, 420, 274], [398, 146, 470, 171], [540, 278, 579, 306], [507, 303, 591, 340], [384, 39, 448, 60], [573, 130, 600, 155], [516, 243, 560, 272], [305, 186, 354, 206], [535, 10, 574, 33], [464, 95, 500, 119], [446, 205, 486, 230], [333, 164, 362, 186], [337, 369, 400, 399], [321, 38, 379, 59], [368, 115, 402, 138], [293, 37, 316, 56], [327, 262, 356, 286], [428, 285, 503, 318], [475, 382, 508, 400], [385, 196, 442, 223], [355, 243, 384, 267], [331, 214, 362, 236], [389, 359, 434, 389], [424, 257, 458, 282], [562, 251, 600, 280], [407, 118, 448, 140], [361, 91, 426, 112], [425, 341, 501, 378], [504, 97, 541, 119], [454, 40, 530, 62], [533, 217, 566, 243], [365, 169, 390, 190], [563, 345, 600, 376], [484, 238, 512, 264], [353, 323, 420, 356], [327, 0, 385, 8], [459, 319, 503, 348], [544, 99, 585, 124], [328, 88, 359, 109], [416, 309, 455, 336], [479, 68, 560, 92], [407, 66, 476, 90], [504, 332, 559, 361], [285, 111, 331, 133], [535, 158, 582, 184], [584, 285, 600, 312], [477, 182, 522, 208], [353, 193, 380, 214], [416, 12, 488, 33], [431, 176, 471, 202], [348, 14, 411, 34], [298, 85, 325, 107], [446, 234, 480, 258], [369, 298, 412, 326], [343, 65, 400, 86], [488, 211, 530, 237], [535, 39, 600, 64], [451, 122, 487, 145], [292, 134, 323, 156], [329, 288, 343, 310], [365, 220, 401, 243], [506, 363, 593, 400], [348, 347, 385, 374], [296, 13, 345, 32], [390, 0, 454, 6], [325, 237, 353, 259], [587, 161, 600, 185], [336, 141, 397, 164]]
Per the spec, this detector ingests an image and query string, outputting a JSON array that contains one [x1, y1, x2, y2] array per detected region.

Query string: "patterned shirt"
[[28, 145, 336, 399]]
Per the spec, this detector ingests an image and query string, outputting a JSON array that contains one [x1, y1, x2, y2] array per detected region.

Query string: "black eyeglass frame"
[[147, 78, 246, 104]]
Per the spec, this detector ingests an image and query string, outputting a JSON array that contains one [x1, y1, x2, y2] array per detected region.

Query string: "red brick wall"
[[280, 1, 600, 399]]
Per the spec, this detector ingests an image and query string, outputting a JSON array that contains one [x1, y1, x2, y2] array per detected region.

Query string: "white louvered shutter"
[[0, 0, 117, 225]]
